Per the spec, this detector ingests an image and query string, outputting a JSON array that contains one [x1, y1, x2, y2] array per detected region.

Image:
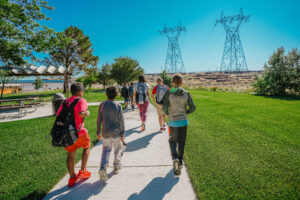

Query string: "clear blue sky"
[[43, 0, 300, 73]]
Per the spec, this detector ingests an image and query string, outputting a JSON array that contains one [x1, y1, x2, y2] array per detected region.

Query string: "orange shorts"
[[65, 134, 90, 152]]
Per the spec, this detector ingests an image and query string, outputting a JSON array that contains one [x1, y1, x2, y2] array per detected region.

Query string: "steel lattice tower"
[[216, 8, 250, 72], [159, 22, 186, 73]]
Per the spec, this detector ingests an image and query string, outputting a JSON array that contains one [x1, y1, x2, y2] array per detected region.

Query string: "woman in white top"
[[133, 75, 150, 131]]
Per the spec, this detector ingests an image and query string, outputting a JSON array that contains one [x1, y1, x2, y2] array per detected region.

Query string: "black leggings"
[[169, 126, 187, 165]]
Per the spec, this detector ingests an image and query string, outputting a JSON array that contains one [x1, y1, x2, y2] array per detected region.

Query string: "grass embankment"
[[185, 90, 300, 199], [0, 106, 100, 200]]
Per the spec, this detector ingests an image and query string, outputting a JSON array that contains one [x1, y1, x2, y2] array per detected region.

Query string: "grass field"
[[185, 90, 300, 199], [1, 89, 122, 103], [1, 90, 299, 199]]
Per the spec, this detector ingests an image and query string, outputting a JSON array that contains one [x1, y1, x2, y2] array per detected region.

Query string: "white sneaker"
[[98, 168, 108, 181]]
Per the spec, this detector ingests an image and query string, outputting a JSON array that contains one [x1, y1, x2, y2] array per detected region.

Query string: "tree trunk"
[[0, 82, 4, 101], [64, 75, 70, 98]]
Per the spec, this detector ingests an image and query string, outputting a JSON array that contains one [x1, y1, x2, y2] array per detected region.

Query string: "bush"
[[253, 47, 300, 96], [210, 87, 217, 92], [160, 70, 172, 87]]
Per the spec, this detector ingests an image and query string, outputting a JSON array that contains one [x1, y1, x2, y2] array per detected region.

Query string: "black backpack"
[[121, 87, 129, 98], [51, 98, 82, 147]]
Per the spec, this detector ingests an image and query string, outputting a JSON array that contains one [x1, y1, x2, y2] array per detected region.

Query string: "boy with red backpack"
[[56, 83, 91, 187], [151, 77, 169, 132]]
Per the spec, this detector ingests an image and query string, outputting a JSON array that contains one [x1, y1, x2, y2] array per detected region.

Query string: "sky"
[[42, 0, 300, 73]]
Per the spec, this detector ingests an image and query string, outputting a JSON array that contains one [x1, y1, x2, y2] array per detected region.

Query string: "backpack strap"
[[68, 98, 84, 132]]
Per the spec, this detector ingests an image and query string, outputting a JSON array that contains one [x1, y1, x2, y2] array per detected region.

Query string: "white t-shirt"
[[134, 82, 150, 104]]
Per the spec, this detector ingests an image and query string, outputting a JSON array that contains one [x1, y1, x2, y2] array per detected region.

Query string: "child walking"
[[162, 74, 196, 175], [97, 86, 125, 180]]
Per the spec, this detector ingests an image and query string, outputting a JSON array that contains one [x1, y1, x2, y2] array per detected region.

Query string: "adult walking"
[[133, 75, 150, 131], [151, 77, 169, 132]]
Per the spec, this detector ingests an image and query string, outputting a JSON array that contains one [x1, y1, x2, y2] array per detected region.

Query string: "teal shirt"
[[169, 120, 188, 127]]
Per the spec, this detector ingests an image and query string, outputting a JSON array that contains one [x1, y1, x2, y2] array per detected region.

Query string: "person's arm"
[[78, 99, 90, 117], [186, 92, 196, 114], [162, 90, 170, 115], [118, 104, 125, 140], [96, 103, 103, 140]]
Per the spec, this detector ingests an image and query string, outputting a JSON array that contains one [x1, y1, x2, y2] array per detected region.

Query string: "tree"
[[160, 70, 172, 87], [77, 67, 98, 92], [0, 0, 58, 67], [253, 47, 300, 96], [33, 77, 44, 91], [110, 57, 144, 85], [98, 64, 112, 89], [0, 70, 15, 100], [49, 26, 99, 97]]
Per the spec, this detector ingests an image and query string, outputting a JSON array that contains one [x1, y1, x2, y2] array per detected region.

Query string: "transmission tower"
[[215, 8, 250, 72], [159, 22, 186, 73]]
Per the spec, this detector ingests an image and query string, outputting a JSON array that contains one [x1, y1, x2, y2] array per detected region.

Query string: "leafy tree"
[[33, 77, 44, 91], [160, 70, 172, 87], [110, 57, 144, 85], [77, 67, 98, 92], [98, 64, 112, 89], [49, 26, 99, 97], [0, 0, 58, 67], [253, 47, 300, 96], [0, 70, 15, 100]]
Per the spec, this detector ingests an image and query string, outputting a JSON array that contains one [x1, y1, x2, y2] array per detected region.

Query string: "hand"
[[86, 110, 90, 117], [120, 136, 124, 142], [97, 134, 102, 141]]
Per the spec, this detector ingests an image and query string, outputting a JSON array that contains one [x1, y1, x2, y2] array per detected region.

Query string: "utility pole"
[[159, 22, 186, 73], [216, 8, 250, 72]]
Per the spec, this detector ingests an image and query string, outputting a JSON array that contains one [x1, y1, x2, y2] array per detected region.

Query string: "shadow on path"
[[43, 172, 114, 200], [127, 170, 179, 200], [126, 131, 160, 152]]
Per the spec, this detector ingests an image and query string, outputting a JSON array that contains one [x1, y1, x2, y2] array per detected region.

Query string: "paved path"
[[44, 104, 197, 200]]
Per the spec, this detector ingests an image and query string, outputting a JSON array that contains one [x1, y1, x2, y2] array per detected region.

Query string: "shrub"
[[210, 87, 217, 92], [253, 47, 300, 96]]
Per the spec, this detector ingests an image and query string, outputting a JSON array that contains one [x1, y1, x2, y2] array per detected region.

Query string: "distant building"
[[10, 79, 65, 92]]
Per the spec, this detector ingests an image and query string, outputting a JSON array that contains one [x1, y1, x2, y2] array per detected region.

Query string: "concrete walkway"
[[44, 104, 197, 200]]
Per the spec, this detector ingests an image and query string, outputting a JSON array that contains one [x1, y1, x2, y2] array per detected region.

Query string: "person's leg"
[[80, 135, 91, 172], [137, 103, 143, 122], [168, 127, 179, 160], [177, 126, 188, 166], [142, 102, 149, 122], [100, 138, 112, 169], [113, 138, 122, 173], [162, 115, 166, 127], [158, 115, 163, 128], [81, 147, 90, 171], [67, 151, 76, 179]]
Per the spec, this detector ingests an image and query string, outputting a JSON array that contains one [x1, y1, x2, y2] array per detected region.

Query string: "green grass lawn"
[[0, 106, 100, 200], [185, 90, 300, 199], [1, 89, 123, 104], [1, 90, 299, 199]]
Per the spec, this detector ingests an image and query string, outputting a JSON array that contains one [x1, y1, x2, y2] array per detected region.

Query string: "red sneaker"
[[68, 176, 78, 187], [77, 170, 91, 180]]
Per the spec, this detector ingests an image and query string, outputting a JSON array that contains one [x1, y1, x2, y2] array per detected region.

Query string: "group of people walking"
[[55, 73, 196, 188]]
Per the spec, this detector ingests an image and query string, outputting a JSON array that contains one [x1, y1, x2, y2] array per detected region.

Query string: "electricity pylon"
[[159, 22, 186, 73], [216, 8, 250, 72]]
